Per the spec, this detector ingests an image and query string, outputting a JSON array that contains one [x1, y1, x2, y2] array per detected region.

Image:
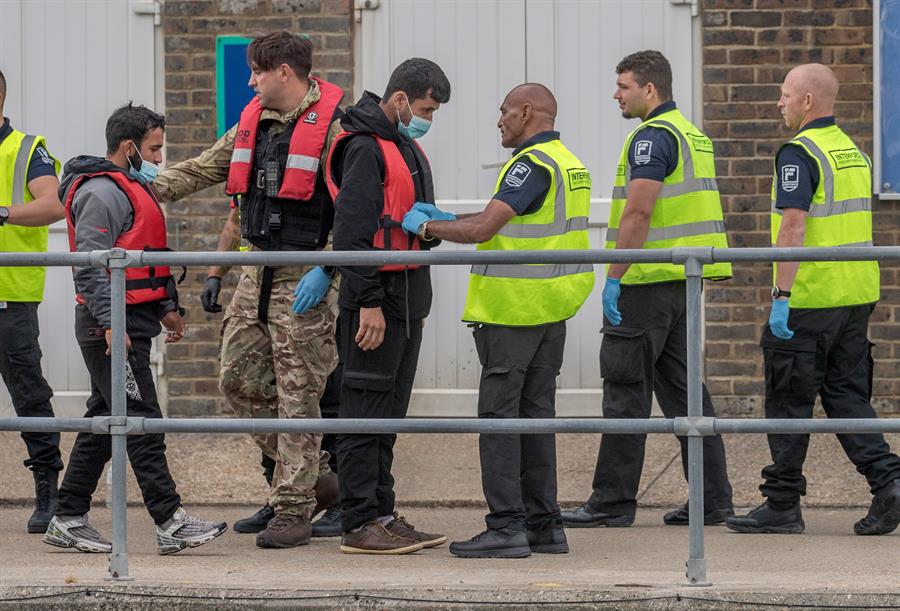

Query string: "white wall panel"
[[354, 0, 697, 412], [0, 0, 159, 415]]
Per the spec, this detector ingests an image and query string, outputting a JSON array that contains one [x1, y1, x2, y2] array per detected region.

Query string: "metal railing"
[[2, 245, 900, 586]]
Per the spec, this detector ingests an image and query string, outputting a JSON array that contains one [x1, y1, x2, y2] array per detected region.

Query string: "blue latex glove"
[[292, 266, 330, 315], [412, 201, 456, 222], [402, 209, 431, 235], [602, 278, 622, 326], [768, 299, 794, 339]]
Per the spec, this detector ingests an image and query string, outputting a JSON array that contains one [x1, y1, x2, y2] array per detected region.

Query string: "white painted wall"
[[353, 0, 696, 414], [0, 0, 160, 416]]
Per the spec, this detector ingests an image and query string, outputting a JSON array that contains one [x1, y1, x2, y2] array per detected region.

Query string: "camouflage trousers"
[[219, 265, 339, 518]]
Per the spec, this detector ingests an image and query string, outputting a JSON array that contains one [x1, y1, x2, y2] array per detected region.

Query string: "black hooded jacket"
[[330, 92, 435, 320]]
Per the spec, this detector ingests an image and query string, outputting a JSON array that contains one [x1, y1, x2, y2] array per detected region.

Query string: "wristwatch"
[[417, 220, 435, 242], [772, 286, 792, 299], [0, 207, 9, 226]]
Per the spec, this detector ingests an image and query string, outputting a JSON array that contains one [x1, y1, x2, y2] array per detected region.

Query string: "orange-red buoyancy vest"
[[65, 171, 173, 305], [226, 77, 344, 201], [325, 132, 426, 272]]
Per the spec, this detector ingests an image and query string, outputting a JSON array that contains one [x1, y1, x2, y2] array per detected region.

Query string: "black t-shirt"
[[0, 117, 58, 185], [773, 116, 834, 212], [492, 131, 557, 215], [626, 101, 679, 182]]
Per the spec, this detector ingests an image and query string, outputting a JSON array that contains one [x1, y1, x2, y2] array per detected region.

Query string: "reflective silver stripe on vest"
[[612, 177, 718, 200], [770, 196, 872, 217], [286, 154, 319, 173], [470, 262, 594, 280], [606, 219, 726, 243], [230, 148, 252, 164], [11, 135, 36, 205], [837, 240, 874, 248], [497, 149, 588, 239]]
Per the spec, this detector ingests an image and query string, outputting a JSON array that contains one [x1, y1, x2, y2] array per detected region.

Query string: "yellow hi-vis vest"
[[462, 139, 595, 326], [0, 129, 59, 302], [607, 108, 732, 284], [770, 125, 878, 308]]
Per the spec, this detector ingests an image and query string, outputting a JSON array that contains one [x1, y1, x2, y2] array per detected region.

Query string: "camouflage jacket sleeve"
[[153, 125, 237, 202]]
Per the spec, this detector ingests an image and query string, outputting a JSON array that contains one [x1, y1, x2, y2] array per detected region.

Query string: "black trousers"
[[57, 334, 181, 525], [474, 321, 565, 532], [336, 309, 422, 532], [760, 303, 900, 506], [0, 302, 63, 472], [589, 281, 733, 516]]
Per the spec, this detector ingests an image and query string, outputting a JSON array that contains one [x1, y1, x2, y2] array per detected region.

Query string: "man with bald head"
[[403, 83, 594, 557], [726, 64, 900, 536]]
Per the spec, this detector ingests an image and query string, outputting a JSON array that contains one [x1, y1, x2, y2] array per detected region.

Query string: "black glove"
[[201, 276, 222, 313]]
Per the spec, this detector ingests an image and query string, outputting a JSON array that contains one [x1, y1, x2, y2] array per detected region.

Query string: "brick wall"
[[161, 0, 353, 416], [701, 0, 898, 415]]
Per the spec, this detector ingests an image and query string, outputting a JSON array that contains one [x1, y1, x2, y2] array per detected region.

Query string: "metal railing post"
[[106, 249, 132, 581], [683, 256, 711, 587]]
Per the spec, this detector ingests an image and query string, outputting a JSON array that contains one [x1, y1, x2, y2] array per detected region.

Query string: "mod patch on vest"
[[686, 132, 714, 154], [828, 148, 867, 171], [567, 167, 592, 191], [505, 162, 532, 188]]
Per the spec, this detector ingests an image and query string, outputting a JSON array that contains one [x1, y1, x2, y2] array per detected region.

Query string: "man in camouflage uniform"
[[153, 32, 343, 548]]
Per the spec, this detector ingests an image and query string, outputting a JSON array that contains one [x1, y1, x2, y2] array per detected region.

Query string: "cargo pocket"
[[760, 334, 817, 398], [342, 370, 394, 393], [599, 326, 645, 385]]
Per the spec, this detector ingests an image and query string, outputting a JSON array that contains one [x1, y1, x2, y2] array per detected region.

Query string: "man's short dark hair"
[[105, 103, 166, 154], [616, 50, 673, 102], [383, 58, 451, 104], [247, 31, 313, 79], [0, 68, 7, 102]]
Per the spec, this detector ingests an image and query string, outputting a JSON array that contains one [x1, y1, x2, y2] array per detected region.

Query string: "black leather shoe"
[[854, 479, 900, 536], [725, 502, 804, 534], [449, 528, 531, 558], [663, 502, 734, 526], [561, 503, 634, 528], [234, 505, 275, 534], [527, 526, 569, 554], [311, 505, 343, 538]]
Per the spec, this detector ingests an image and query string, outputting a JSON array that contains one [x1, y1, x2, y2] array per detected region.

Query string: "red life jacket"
[[65, 171, 173, 305], [325, 132, 425, 272], [225, 77, 344, 201]]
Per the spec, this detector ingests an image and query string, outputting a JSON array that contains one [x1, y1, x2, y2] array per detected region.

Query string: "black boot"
[[27, 469, 58, 534], [725, 501, 804, 534], [235, 453, 277, 534], [449, 528, 531, 558], [854, 479, 900, 536], [311, 505, 342, 538]]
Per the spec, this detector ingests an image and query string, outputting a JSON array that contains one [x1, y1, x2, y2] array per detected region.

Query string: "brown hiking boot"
[[313, 472, 339, 517], [386, 513, 447, 548], [255, 514, 311, 549], [340, 521, 425, 555]]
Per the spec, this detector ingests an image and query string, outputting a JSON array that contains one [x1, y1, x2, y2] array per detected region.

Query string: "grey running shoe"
[[156, 507, 227, 555], [43, 515, 112, 553]]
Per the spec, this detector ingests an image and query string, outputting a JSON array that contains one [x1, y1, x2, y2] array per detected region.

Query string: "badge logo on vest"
[[781, 165, 799, 192], [505, 162, 532, 187], [567, 167, 592, 191], [686, 132, 714, 153], [303, 111, 319, 125], [634, 140, 652, 165], [828, 148, 867, 171]]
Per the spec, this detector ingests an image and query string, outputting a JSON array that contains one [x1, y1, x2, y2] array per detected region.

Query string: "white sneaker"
[[156, 507, 227, 555], [43, 515, 112, 553]]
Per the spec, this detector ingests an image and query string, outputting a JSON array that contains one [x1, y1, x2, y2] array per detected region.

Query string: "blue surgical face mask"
[[126, 143, 159, 185], [397, 96, 432, 139]]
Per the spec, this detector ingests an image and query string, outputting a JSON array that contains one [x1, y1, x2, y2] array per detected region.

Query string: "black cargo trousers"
[[759, 303, 900, 506], [474, 320, 566, 533], [0, 302, 63, 472], [589, 281, 733, 516]]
